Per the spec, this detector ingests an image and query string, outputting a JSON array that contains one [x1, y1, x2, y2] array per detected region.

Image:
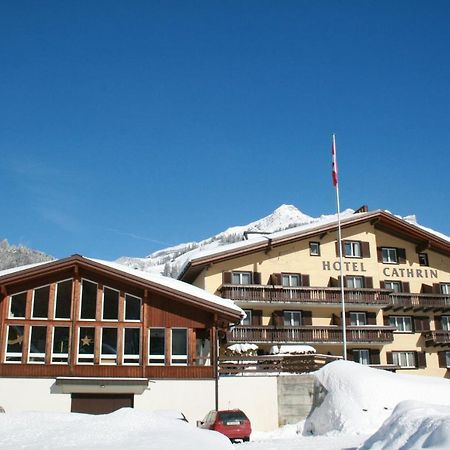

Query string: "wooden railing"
[[389, 293, 450, 310], [422, 330, 450, 346], [227, 325, 395, 344], [221, 285, 392, 305]]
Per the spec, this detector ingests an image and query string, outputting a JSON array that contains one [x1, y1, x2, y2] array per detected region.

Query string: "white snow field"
[[1, 361, 449, 449]]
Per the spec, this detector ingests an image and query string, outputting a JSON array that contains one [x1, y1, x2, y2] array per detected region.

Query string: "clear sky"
[[1, 0, 449, 260]]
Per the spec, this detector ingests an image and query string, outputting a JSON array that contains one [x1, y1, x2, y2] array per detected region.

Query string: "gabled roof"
[[0, 255, 244, 323], [178, 210, 450, 283]]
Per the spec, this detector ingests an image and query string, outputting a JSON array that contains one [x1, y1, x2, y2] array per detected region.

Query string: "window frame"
[[382, 247, 398, 264], [440, 284, 450, 295], [384, 281, 402, 292], [54, 279, 73, 320], [282, 273, 300, 287], [283, 310, 302, 327], [350, 312, 367, 326], [445, 351, 450, 368], [309, 241, 320, 256], [418, 253, 429, 267], [100, 327, 118, 364], [4, 325, 24, 363], [8, 291, 27, 319], [389, 316, 413, 333], [123, 327, 141, 365], [171, 328, 188, 366], [51, 326, 70, 364], [77, 326, 96, 364], [28, 325, 47, 364], [344, 241, 362, 258], [346, 276, 364, 289], [231, 271, 253, 285], [102, 286, 120, 321], [241, 309, 252, 326], [352, 349, 370, 365], [392, 351, 416, 368], [124, 293, 142, 322], [79, 279, 98, 321], [149, 327, 166, 366], [441, 316, 450, 331], [31, 284, 51, 319]]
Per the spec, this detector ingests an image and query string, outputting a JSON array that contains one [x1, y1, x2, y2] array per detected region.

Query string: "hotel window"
[[5, 325, 24, 362], [344, 241, 361, 258], [125, 294, 141, 321], [101, 328, 118, 364], [28, 326, 47, 363], [350, 312, 367, 326], [446, 352, 450, 368], [440, 284, 450, 295], [309, 242, 320, 256], [149, 328, 165, 365], [80, 280, 97, 320], [389, 316, 413, 332], [418, 253, 429, 266], [282, 274, 300, 287], [382, 247, 398, 264], [32, 285, 50, 319], [171, 328, 188, 365], [441, 316, 450, 331], [231, 271, 252, 285], [54, 280, 72, 319], [346, 276, 364, 289], [124, 328, 140, 365], [78, 327, 95, 363], [9, 292, 27, 318], [384, 281, 402, 292], [241, 310, 252, 326], [52, 327, 70, 363], [283, 311, 302, 327], [352, 349, 370, 365], [102, 287, 119, 320], [392, 351, 416, 368]]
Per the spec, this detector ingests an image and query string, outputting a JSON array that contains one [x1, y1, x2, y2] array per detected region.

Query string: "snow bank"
[[227, 343, 259, 354], [361, 401, 450, 450], [269, 344, 316, 355], [0, 408, 232, 450], [304, 360, 450, 436]]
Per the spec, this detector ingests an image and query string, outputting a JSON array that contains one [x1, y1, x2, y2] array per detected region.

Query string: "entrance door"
[[71, 393, 134, 414]]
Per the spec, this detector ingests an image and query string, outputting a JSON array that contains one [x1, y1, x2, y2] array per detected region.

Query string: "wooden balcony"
[[423, 330, 450, 346], [221, 285, 392, 306], [227, 325, 395, 345], [385, 293, 450, 312]]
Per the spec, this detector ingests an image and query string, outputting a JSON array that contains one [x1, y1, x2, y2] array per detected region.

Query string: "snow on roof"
[[0, 260, 52, 277], [269, 345, 316, 355]]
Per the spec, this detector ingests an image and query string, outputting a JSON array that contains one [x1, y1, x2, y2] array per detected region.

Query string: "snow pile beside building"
[[0, 408, 232, 450], [269, 344, 316, 355], [304, 360, 450, 436], [361, 400, 450, 450]]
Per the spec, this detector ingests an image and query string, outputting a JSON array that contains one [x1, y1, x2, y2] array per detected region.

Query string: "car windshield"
[[218, 411, 246, 421]]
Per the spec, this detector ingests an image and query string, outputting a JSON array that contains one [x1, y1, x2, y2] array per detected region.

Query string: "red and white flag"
[[331, 134, 338, 187]]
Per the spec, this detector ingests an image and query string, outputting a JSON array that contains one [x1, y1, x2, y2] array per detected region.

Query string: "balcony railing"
[[221, 285, 392, 305], [422, 330, 450, 346], [388, 293, 450, 311], [227, 325, 395, 344]]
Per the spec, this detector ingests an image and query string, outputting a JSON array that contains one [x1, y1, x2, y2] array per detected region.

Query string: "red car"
[[199, 409, 251, 442]]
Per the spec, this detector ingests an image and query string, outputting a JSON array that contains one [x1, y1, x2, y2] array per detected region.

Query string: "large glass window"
[[32, 285, 50, 318], [441, 316, 450, 331], [52, 327, 70, 363], [102, 287, 119, 320], [384, 281, 402, 292], [5, 325, 24, 362], [78, 327, 95, 363], [29, 326, 47, 363], [149, 328, 165, 365], [124, 328, 140, 365], [171, 329, 188, 365], [125, 294, 141, 321], [353, 349, 370, 365], [440, 284, 450, 295], [55, 280, 72, 319], [80, 280, 97, 320], [392, 351, 416, 368], [350, 312, 367, 326], [9, 292, 27, 318], [241, 310, 252, 326], [101, 328, 117, 364], [389, 316, 413, 332], [346, 276, 364, 289], [283, 311, 302, 327], [231, 272, 252, 285], [382, 247, 398, 264], [344, 241, 361, 258], [282, 274, 300, 287]]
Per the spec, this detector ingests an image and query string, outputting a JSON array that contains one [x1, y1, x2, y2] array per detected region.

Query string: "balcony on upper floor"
[[226, 325, 395, 345], [385, 293, 450, 312], [422, 330, 450, 347], [221, 284, 392, 307]]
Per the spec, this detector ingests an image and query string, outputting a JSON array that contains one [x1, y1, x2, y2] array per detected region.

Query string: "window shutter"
[[301, 274, 310, 287], [377, 247, 383, 263], [379, 281, 386, 289], [329, 277, 339, 287], [272, 310, 284, 326], [271, 273, 282, 285], [414, 316, 429, 332], [347, 349, 353, 361], [421, 284, 432, 294], [397, 248, 407, 264], [331, 313, 341, 326], [302, 310, 312, 326], [253, 272, 261, 285], [364, 277, 373, 289], [252, 310, 263, 326], [338, 276, 346, 287], [432, 283, 441, 294], [370, 349, 381, 364], [223, 272, 232, 284], [401, 282, 410, 293], [361, 241, 371, 258], [367, 312, 377, 325], [335, 241, 341, 257], [416, 352, 427, 368], [435, 316, 442, 330], [438, 351, 447, 368], [386, 352, 393, 364], [383, 315, 390, 326]]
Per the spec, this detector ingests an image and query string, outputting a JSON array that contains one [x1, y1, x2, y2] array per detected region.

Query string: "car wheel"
[[243, 437, 250, 442]]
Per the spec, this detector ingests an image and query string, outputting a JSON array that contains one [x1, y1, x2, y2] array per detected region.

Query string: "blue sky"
[[1, 0, 449, 260]]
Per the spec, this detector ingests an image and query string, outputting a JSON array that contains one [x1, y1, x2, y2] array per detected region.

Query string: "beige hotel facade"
[[179, 208, 450, 378]]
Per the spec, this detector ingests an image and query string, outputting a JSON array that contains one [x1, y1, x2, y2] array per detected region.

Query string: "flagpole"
[[332, 134, 347, 360]]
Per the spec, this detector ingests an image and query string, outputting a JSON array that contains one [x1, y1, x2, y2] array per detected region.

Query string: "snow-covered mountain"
[[116, 204, 354, 278], [0, 239, 54, 271]]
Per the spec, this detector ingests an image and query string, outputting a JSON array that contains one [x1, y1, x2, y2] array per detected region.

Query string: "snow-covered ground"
[[1, 361, 449, 449]]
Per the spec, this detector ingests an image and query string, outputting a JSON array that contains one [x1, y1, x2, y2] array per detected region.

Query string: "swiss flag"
[[332, 134, 338, 187]]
